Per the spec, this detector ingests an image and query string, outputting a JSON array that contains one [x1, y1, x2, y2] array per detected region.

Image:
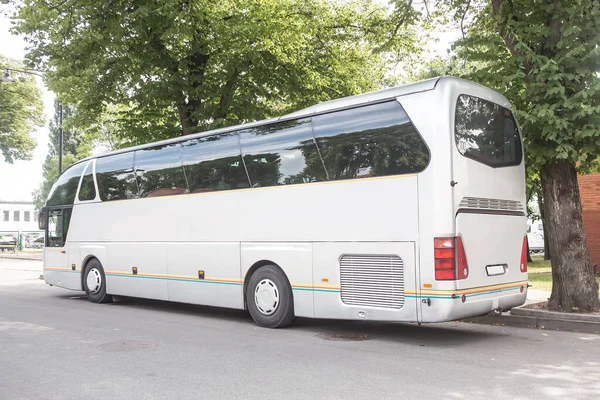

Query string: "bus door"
[[44, 206, 79, 288], [451, 94, 527, 291]]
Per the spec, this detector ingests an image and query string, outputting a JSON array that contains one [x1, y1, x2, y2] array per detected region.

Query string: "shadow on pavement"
[[54, 292, 505, 347]]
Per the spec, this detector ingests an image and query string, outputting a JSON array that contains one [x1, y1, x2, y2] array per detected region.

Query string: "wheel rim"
[[86, 268, 102, 294], [254, 278, 280, 316]]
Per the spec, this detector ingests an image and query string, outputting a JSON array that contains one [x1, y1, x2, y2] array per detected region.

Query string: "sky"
[[0, 3, 54, 203], [0, 3, 459, 203]]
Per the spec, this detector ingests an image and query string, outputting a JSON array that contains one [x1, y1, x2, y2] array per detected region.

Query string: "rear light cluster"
[[520, 236, 528, 273], [434, 237, 469, 281]]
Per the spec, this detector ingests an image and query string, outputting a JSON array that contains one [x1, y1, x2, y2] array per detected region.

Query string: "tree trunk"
[[542, 160, 600, 312], [177, 105, 197, 136], [526, 236, 533, 263]]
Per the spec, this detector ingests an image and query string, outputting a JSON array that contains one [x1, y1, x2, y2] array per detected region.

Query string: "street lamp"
[[2, 69, 15, 82], [1, 68, 63, 174]]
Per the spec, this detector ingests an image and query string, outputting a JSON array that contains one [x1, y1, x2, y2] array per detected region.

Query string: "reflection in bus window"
[[78, 163, 96, 201], [182, 133, 250, 193], [96, 153, 138, 201], [312, 101, 430, 181], [46, 163, 86, 206], [455, 95, 522, 168], [134, 143, 188, 198], [240, 118, 327, 187]]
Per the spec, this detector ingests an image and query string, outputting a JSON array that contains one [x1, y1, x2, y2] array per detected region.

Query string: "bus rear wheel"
[[83, 259, 112, 304], [246, 265, 295, 328]]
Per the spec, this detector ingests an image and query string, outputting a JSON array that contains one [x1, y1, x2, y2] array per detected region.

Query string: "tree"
[[0, 55, 44, 163], [12, 0, 418, 146], [434, 0, 600, 311], [32, 100, 87, 209]]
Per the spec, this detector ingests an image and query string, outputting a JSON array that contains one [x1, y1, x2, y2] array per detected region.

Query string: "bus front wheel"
[[83, 259, 112, 304], [246, 265, 295, 328]]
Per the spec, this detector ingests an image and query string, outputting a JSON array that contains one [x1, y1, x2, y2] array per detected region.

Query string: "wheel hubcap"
[[254, 279, 279, 316], [86, 268, 102, 294]]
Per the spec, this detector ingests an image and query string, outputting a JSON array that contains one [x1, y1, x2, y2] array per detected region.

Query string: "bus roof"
[[76, 76, 442, 165]]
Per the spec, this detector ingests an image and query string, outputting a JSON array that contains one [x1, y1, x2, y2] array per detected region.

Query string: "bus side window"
[[311, 101, 430, 181], [182, 132, 250, 193], [134, 143, 188, 198], [95, 152, 138, 201], [78, 162, 97, 201], [239, 118, 327, 187]]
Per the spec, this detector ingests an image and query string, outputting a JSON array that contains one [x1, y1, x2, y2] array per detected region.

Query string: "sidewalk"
[[0, 252, 42, 261], [464, 288, 600, 334]]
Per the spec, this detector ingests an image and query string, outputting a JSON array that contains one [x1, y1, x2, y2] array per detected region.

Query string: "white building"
[[0, 200, 41, 233]]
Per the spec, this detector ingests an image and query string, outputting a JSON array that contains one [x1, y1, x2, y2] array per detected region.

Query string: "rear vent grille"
[[340, 255, 404, 309], [459, 197, 524, 213]]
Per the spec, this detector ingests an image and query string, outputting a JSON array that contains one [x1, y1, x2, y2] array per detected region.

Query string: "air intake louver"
[[340, 255, 405, 309], [459, 197, 524, 213]]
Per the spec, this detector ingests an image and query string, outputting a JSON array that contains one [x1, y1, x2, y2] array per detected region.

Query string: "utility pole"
[[58, 102, 63, 174]]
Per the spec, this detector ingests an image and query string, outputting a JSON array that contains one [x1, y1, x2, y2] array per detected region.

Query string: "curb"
[[0, 255, 43, 262], [462, 311, 600, 335], [511, 307, 600, 322]]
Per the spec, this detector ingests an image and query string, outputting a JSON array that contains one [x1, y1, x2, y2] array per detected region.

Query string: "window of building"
[[34, 211, 38, 222], [46, 162, 87, 206], [134, 143, 188, 198], [311, 101, 430, 180], [2, 211, 8, 221], [95, 152, 138, 201], [455, 95, 523, 168], [24, 211, 30, 222], [14, 211, 20, 221], [239, 118, 327, 187], [78, 162, 97, 201], [182, 132, 250, 193]]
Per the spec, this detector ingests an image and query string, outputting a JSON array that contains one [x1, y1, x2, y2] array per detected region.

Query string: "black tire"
[[246, 265, 295, 328], [82, 259, 112, 304]]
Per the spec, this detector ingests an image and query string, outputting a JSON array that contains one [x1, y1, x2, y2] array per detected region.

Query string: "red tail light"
[[434, 237, 469, 280], [520, 236, 528, 273]]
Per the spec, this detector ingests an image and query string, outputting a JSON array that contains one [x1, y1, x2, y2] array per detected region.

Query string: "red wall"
[[578, 173, 600, 272]]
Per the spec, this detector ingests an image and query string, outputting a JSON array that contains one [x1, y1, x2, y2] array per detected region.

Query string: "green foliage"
[[0, 55, 44, 163], [32, 100, 88, 209], [12, 0, 418, 146], [442, 0, 600, 173]]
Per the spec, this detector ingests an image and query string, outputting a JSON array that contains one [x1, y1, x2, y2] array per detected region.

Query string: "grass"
[[528, 254, 600, 292]]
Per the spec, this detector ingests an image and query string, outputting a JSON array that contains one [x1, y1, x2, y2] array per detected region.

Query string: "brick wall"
[[578, 173, 600, 272]]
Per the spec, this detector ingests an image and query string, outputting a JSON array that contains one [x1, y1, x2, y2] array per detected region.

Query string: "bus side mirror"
[[38, 208, 47, 231]]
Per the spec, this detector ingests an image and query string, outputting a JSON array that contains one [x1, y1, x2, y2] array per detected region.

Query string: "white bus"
[[527, 219, 545, 253], [40, 77, 528, 328]]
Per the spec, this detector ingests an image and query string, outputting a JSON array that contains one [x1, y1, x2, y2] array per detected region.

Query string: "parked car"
[[0, 234, 17, 252]]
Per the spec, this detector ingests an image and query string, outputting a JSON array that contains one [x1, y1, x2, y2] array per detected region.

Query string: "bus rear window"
[[455, 95, 522, 168]]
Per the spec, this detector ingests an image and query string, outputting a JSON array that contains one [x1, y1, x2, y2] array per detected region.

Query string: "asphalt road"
[[1, 259, 600, 400]]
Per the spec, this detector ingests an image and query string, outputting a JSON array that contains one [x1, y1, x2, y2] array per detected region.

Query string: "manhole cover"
[[97, 340, 158, 352], [316, 333, 369, 342]]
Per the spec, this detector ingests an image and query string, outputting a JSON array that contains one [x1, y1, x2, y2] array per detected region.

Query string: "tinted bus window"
[[135, 143, 187, 198], [312, 101, 429, 180], [78, 162, 96, 201], [96, 152, 138, 201], [240, 118, 327, 187], [182, 133, 249, 193], [46, 162, 86, 206], [455, 95, 523, 167]]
